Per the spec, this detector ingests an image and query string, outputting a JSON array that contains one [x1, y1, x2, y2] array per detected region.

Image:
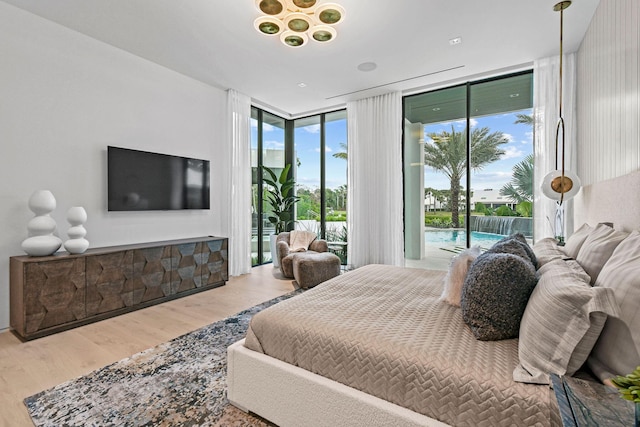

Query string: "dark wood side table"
[[551, 373, 636, 426]]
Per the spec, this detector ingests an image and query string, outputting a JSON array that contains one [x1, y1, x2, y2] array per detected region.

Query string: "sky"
[[253, 108, 532, 192], [253, 117, 348, 191], [424, 109, 533, 192]]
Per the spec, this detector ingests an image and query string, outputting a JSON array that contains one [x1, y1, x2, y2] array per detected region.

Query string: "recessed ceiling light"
[[357, 62, 377, 72], [298, 82, 307, 88], [449, 37, 462, 45]]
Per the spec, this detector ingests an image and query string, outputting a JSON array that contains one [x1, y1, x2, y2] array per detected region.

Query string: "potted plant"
[[611, 365, 640, 426], [263, 164, 299, 267]]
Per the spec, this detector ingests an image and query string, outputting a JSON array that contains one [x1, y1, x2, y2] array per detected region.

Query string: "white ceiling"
[[3, 0, 600, 118]]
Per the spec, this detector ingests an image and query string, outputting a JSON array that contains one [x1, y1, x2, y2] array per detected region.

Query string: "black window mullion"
[[466, 82, 472, 249], [320, 113, 327, 239], [284, 120, 295, 232], [256, 109, 264, 264]]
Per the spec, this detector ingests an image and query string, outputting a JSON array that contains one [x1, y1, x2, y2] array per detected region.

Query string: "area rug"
[[25, 290, 303, 426]]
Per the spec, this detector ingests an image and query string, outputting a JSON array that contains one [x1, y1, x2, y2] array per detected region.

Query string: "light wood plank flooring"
[[0, 264, 293, 426]]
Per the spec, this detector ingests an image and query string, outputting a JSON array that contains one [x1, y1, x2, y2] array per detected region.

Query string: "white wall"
[[0, 3, 227, 330], [576, 0, 640, 185]]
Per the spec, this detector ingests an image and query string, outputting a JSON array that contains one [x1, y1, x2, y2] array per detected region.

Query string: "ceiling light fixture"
[[541, 0, 581, 205], [254, 0, 345, 48]]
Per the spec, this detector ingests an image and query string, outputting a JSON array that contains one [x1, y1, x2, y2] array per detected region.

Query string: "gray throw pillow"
[[461, 252, 538, 341], [493, 233, 537, 266], [488, 238, 537, 266]]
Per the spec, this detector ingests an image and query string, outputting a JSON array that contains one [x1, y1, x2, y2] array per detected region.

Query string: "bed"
[[227, 170, 640, 427]]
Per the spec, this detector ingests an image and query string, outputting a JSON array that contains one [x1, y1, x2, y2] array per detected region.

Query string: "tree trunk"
[[450, 176, 460, 228]]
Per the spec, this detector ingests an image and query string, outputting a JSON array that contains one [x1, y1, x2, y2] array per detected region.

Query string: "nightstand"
[[551, 374, 635, 426]]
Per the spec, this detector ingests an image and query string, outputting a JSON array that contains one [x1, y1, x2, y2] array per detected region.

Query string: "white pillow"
[[576, 223, 628, 284], [588, 231, 640, 383], [563, 223, 593, 259], [440, 246, 481, 307], [514, 259, 619, 385], [533, 237, 566, 268]]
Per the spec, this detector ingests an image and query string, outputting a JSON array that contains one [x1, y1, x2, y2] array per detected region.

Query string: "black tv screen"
[[108, 146, 210, 211]]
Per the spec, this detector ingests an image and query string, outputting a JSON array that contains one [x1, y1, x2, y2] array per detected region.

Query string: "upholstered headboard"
[[574, 170, 640, 232]]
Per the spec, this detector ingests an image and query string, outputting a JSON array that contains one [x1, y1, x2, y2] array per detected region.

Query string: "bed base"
[[227, 339, 449, 427]]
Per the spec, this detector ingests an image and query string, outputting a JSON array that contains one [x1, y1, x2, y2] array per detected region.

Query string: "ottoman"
[[292, 252, 341, 289]]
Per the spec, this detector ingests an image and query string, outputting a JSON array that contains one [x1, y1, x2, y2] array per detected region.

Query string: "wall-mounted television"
[[108, 146, 210, 211]]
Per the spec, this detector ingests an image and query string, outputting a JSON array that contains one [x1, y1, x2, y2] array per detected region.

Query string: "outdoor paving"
[[404, 243, 455, 271]]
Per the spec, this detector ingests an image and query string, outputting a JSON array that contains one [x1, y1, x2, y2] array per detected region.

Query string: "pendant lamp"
[[541, 1, 581, 205]]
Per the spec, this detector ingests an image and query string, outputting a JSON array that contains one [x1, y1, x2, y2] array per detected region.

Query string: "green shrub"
[[326, 213, 347, 222], [495, 205, 515, 216], [425, 213, 465, 228]]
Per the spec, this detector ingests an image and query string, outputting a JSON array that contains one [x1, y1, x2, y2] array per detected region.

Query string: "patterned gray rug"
[[25, 290, 303, 426]]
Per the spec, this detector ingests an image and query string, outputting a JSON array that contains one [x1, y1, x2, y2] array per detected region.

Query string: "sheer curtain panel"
[[533, 54, 578, 242], [347, 92, 404, 268], [223, 89, 252, 275]]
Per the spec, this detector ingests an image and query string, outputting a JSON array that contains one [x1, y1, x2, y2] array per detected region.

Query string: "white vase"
[[26, 215, 57, 236], [28, 190, 56, 216], [64, 238, 89, 254], [22, 235, 62, 256], [64, 206, 89, 254], [270, 234, 279, 268], [66, 206, 87, 225], [22, 190, 62, 256]]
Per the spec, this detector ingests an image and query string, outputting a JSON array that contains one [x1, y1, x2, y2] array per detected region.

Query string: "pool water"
[[425, 230, 505, 248]]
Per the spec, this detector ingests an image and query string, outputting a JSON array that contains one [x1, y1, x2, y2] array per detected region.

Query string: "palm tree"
[[514, 113, 534, 126], [501, 113, 535, 217], [424, 126, 508, 228], [500, 153, 534, 204], [332, 142, 348, 160]]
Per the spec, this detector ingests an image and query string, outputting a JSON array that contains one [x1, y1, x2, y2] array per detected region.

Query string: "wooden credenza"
[[10, 236, 228, 340]]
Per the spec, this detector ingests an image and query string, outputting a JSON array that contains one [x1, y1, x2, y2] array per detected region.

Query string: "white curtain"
[[222, 89, 252, 276], [347, 92, 404, 268], [533, 54, 577, 242]]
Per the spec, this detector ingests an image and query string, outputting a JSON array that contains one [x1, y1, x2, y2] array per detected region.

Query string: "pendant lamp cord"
[[554, 4, 567, 204]]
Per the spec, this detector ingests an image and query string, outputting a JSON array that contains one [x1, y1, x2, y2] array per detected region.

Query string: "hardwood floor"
[[0, 264, 293, 426]]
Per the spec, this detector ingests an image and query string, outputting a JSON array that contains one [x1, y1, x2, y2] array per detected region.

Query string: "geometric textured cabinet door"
[[132, 245, 173, 304], [171, 241, 202, 294], [20, 257, 86, 335], [10, 236, 228, 340], [85, 250, 134, 316], [203, 238, 228, 286]]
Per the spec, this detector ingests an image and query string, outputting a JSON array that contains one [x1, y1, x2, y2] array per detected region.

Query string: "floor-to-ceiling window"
[[404, 71, 533, 270], [251, 107, 347, 266], [251, 107, 286, 266], [323, 111, 348, 264], [293, 110, 348, 264]]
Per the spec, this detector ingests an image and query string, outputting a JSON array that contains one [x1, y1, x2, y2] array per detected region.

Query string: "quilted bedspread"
[[245, 264, 558, 427]]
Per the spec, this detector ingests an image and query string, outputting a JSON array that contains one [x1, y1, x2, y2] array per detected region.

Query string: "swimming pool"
[[425, 230, 505, 248]]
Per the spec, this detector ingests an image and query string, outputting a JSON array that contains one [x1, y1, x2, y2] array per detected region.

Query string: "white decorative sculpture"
[[21, 190, 63, 256], [64, 206, 89, 254]]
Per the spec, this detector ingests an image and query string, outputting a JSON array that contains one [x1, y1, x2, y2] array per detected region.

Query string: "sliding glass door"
[[403, 71, 533, 270]]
